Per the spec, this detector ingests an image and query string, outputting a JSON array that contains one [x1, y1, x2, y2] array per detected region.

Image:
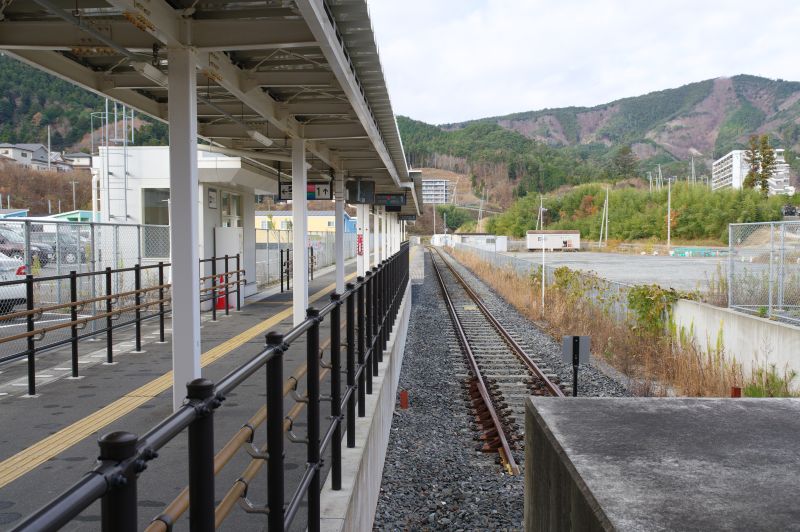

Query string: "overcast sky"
[[368, 0, 800, 125]]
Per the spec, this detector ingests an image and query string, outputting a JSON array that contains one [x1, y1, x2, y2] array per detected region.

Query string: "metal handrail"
[[0, 254, 246, 396], [11, 241, 410, 532]]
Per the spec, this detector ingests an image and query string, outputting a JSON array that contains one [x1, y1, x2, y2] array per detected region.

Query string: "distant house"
[[0, 143, 36, 167], [0, 143, 73, 172], [63, 152, 92, 168]]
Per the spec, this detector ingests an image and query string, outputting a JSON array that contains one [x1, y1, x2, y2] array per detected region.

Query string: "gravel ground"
[[374, 250, 524, 530], [374, 248, 629, 531]]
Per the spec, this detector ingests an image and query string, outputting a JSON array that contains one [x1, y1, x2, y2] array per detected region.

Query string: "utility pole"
[[71, 180, 78, 211], [477, 188, 485, 229], [691, 157, 696, 184], [667, 178, 671, 250], [47, 125, 51, 171], [432, 204, 436, 235]]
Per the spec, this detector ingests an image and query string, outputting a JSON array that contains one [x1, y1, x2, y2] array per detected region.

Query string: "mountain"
[[0, 54, 168, 150], [452, 75, 800, 160], [399, 75, 800, 208]]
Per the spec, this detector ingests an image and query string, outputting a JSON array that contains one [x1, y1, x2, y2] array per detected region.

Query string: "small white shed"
[[526, 230, 580, 251]]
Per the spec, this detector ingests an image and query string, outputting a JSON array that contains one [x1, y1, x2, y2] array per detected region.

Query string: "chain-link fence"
[[254, 229, 357, 288], [0, 219, 170, 323], [729, 221, 800, 324]]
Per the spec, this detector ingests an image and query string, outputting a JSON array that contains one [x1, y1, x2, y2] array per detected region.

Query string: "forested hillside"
[[0, 54, 168, 150], [455, 75, 800, 160], [400, 75, 800, 210], [398, 116, 633, 205]]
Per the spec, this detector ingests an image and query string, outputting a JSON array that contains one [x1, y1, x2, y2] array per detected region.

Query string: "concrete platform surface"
[[526, 397, 800, 531]]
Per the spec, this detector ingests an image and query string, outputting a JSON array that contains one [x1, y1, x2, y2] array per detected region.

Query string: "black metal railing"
[[0, 254, 245, 396], [279, 247, 317, 293], [12, 242, 410, 532]]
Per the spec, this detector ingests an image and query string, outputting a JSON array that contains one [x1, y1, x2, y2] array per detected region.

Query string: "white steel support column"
[[375, 208, 382, 264], [334, 172, 345, 293], [383, 208, 389, 259], [356, 203, 366, 277], [366, 208, 373, 269], [167, 47, 200, 412], [292, 139, 309, 326]]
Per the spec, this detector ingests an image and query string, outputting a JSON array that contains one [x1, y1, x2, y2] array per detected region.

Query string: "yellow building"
[[254, 210, 356, 243]]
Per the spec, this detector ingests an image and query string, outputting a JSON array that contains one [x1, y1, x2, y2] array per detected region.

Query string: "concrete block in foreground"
[[525, 397, 800, 531]]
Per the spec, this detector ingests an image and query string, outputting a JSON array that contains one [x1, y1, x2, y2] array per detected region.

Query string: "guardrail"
[[0, 254, 245, 396], [12, 242, 409, 532]]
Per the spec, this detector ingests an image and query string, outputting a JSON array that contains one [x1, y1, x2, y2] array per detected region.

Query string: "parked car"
[[0, 252, 26, 314], [30, 231, 87, 264], [0, 226, 53, 266]]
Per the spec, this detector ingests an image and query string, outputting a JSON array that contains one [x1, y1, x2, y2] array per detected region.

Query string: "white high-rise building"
[[712, 148, 795, 195], [422, 178, 452, 204]]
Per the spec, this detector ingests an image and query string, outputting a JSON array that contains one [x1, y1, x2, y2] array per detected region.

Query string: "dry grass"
[[449, 247, 745, 397]]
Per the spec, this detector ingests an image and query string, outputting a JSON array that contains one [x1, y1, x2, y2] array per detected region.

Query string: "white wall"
[[673, 299, 800, 389], [94, 146, 260, 297]]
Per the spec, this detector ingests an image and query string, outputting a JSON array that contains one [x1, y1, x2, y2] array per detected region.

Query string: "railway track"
[[429, 247, 565, 475]]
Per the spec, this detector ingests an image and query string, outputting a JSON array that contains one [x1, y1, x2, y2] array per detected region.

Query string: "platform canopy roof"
[[0, 0, 420, 215]]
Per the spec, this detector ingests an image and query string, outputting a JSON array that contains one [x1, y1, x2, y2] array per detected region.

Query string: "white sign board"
[[561, 336, 590, 365], [278, 182, 333, 201]]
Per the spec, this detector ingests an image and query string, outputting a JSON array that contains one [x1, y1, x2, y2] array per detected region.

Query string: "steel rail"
[[433, 247, 565, 398], [429, 251, 520, 475]]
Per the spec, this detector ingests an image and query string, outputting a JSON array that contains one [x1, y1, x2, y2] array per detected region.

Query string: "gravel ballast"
[[374, 248, 630, 531]]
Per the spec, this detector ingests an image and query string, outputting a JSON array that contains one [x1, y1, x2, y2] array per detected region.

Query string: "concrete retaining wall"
[[318, 281, 412, 531], [524, 399, 610, 532], [673, 299, 800, 384]]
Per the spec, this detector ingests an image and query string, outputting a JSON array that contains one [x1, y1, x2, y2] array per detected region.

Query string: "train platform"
[[0, 262, 355, 530], [525, 397, 800, 531]]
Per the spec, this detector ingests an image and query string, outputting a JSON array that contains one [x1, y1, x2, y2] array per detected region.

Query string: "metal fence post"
[[134, 264, 142, 352], [224, 255, 230, 316], [89, 222, 97, 334], [25, 274, 35, 396], [265, 332, 285, 532], [364, 272, 373, 393], [106, 266, 113, 363], [186, 378, 216, 532], [345, 283, 356, 447], [330, 292, 342, 490], [306, 307, 321, 532], [158, 262, 165, 343], [372, 266, 380, 373], [728, 225, 734, 308], [70, 270, 79, 377], [236, 253, 241, 311], [280, 249, 285, 292], [23, 220, 31, 273], [98, 431, 139, 532], [769, 223, 775, 318], [779, 223, 786, 310], [356, 277, 366, 416], [211, 257, 217, 322]]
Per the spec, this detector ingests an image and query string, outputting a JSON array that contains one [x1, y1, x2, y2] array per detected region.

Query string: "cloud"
[[367, 0, 800, 124]]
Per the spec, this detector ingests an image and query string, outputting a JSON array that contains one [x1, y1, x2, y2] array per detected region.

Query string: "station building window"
[[143, 188, 170, 225], [221, 191, 242, 228]]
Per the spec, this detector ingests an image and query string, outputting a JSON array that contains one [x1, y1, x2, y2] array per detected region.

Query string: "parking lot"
[[505, 251, 727, 291]]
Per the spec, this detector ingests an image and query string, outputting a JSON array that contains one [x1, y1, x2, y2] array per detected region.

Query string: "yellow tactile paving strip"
[[0, 274, 355, 489]]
